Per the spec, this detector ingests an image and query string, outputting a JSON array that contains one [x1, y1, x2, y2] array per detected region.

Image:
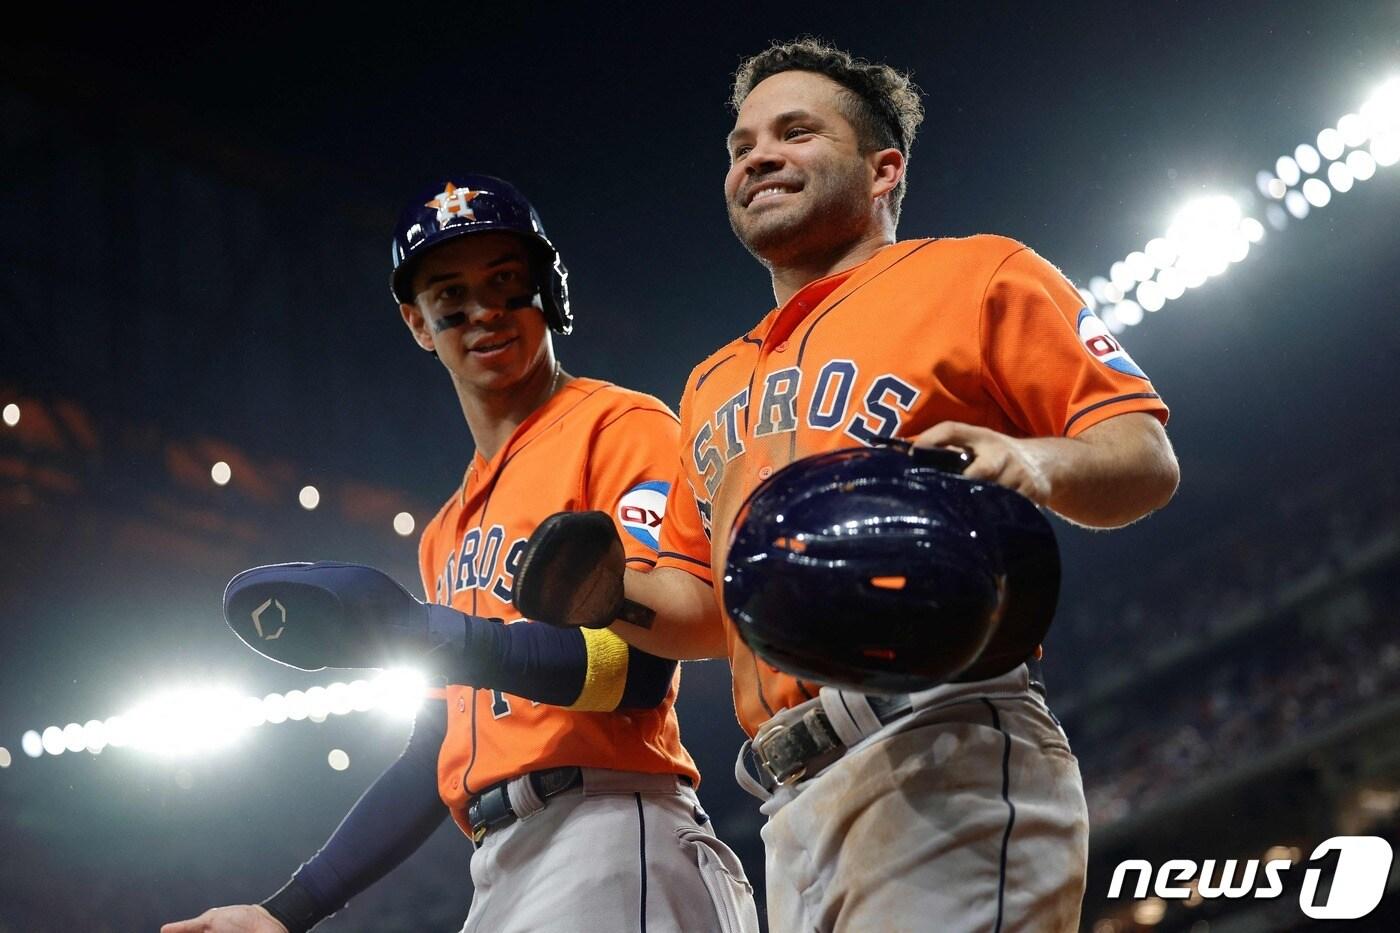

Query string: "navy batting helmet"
[[721, 443, 1060, 694], [390, 174, 572, 334]]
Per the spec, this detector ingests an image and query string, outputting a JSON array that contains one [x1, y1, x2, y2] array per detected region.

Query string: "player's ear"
[[400, 301, 437, 353], [869, 147, 904, 202]]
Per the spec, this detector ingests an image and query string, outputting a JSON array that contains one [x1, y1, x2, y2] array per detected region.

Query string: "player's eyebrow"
[[423, 252, 524, 286], [726, 110, 820, 148]]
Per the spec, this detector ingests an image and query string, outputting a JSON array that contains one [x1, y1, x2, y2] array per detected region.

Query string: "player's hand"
[[912, 422, 1052, 505], [160, 904, 288, 933]]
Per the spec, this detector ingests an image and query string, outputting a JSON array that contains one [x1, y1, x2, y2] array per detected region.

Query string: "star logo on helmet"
[[426, 182, 482, 226]]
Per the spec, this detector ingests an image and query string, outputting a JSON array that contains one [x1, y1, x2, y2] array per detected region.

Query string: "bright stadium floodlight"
[[1285, 189, 1310, 219], [1135, 280, 1166, 313], [1347, 148, 1378, 181], [1144, 237, 1177, 269], [262, 692, 289, 725], [16, 673, 432, 767], [1294, 143, 1321, 175], [120, 686, 253, 757], [1079, 76, 1398, 331], [1317, 127, 1345, 160], [284, 689, 309, 722], [82, 719, 107, 754], [1302, 177, 1332, 208], [372, 667, 428, 720], [41, 726, 65, 756], [1361, 76, 1400, 131], [1115, 300, 1144, 327], [326, 681, 353, 716]]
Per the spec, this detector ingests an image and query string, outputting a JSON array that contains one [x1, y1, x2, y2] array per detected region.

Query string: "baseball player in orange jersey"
[[163, 176, 757, 933], [595, 40, 1181, 932]]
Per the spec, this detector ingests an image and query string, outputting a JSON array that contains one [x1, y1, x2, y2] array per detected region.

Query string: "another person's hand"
[[160, 903, 289, 933]]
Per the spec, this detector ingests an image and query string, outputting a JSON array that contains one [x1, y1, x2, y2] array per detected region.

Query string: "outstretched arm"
[[225, 561, 678, 711]]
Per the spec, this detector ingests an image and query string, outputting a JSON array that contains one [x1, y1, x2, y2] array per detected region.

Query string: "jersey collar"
[[748, 241, 928, 349], [460, 377, 605, 505]]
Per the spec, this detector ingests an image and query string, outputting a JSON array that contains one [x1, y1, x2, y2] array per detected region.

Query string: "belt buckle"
[[753, 724, 808, 786], [471, 822, 488, 845]]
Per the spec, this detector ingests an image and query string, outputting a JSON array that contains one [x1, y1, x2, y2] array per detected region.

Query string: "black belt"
[[749, 663, 1048, 791], [467, 766, 583, 843], [748, 694, 911, 790]]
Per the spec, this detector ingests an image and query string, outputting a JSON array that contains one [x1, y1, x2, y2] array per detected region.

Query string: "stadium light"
[[393, 511, 416, 536], [1084, 76, 1399, 334], [211, 461, 232, 486], [1, 403, 18, 427], [299, 485, 321, 510], [14, 670, 429, 764]]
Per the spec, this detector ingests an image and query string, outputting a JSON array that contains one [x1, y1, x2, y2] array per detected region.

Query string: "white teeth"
[[750, 186, 790, 204]]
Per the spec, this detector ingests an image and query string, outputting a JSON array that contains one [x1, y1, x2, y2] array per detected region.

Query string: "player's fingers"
[[961, 450, 1007, 483], [160, 917, 206, 933], [912, 420, 988, 451]]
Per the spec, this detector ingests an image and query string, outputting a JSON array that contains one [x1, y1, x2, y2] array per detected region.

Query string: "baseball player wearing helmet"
[[597, 40, 1181, 932], [162, 176, 757, 933]]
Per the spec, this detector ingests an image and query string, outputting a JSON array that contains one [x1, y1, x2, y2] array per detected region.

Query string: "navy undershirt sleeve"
[[265, 699, 449, 929], [455, 615, 587, 705], [451, 614, 677, 710]]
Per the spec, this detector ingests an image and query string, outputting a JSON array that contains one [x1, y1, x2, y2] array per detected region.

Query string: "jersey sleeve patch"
[[618, 480, 669, 550], [1076, 307, 1148, 379]]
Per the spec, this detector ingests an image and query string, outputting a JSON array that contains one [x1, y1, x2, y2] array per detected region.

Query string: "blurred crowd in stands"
[[1051, 448, 1400, 828]]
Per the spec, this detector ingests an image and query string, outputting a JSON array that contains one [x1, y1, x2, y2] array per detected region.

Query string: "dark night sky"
[[13, 1, 1397, 565]]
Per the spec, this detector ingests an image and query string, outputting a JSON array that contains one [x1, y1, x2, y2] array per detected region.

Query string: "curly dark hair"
[[731, 38, 924, 224]]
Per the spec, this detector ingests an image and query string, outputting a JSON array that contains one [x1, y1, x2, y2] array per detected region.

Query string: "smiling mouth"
[[746, 184, 800, 207], [470, 336, 517, 354]]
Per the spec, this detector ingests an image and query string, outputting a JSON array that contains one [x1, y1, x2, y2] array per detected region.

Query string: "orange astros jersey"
[[655, 235, 1170, 736], [419, 378, 699, 834]]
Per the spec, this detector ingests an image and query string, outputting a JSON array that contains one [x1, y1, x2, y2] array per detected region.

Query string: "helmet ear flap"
[[526, 240, 572, 335]]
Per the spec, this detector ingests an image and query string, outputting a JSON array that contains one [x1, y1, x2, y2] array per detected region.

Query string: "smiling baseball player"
[[578, 40, 1179, 932]]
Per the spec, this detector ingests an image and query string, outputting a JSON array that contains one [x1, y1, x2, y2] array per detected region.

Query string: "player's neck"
[[456, 358, 568, 463], [768, 229, 895, 307]]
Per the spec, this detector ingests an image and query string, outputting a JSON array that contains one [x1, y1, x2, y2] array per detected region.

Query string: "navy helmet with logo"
[[390, 174, 572, 334], [721, 442, 1060, 694]]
